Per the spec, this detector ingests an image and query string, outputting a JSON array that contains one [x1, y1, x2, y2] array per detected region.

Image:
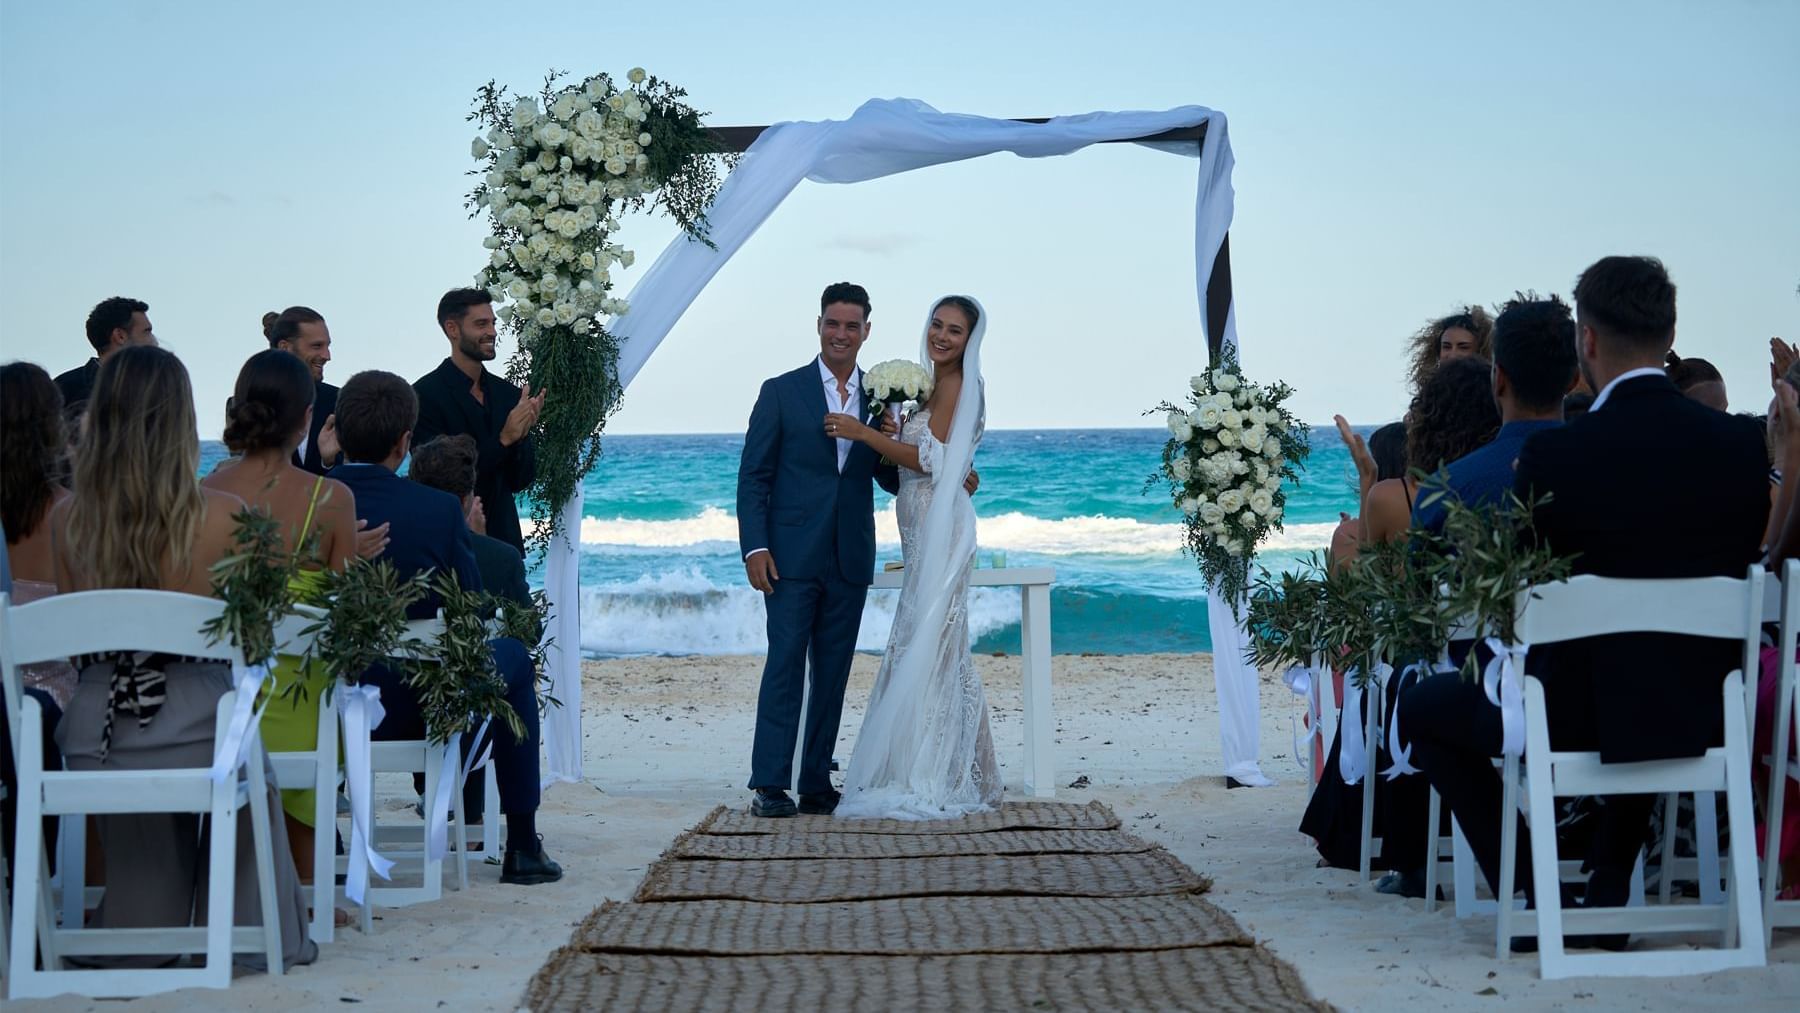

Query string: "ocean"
[[201, 427, 1364, 658]]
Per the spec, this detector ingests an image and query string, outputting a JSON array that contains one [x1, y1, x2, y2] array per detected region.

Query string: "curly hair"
[[1406, 355, 1500, 472], [1, 362, 65, 543], [1406, 305, 1494, 395]]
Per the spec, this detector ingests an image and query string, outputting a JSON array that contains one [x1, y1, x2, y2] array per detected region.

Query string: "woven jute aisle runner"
[[524, 800, 1331, 1012]]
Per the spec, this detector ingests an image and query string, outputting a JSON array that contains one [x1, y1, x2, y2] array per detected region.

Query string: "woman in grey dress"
[[49, 345, 316, 970]]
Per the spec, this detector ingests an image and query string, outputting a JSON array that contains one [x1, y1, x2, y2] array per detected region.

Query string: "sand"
[[12, 652, 1798, 1011]]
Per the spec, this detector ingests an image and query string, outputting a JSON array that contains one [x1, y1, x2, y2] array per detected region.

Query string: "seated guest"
[[1666, 350, 1727, 411], [55, 297, 156, 424], [203, 350, 358, 897], [1412, 296, 1579, 533], [1346, 358, 1502, 549], [49, 346, 317, 969], [1, 362, 73, 876], [1403, 256, 1768, 948], [1327, 421, 1406, 569], [1406, 306, 1493, 397], [408, 435, 534, 614], [328, 371, 562, 884]]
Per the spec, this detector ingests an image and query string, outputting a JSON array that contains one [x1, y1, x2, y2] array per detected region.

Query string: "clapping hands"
[[501, 386, 546, 446], [1334, 414, 1378, 495]]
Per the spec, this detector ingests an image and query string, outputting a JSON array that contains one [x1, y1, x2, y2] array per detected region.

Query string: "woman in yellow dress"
[[203, 350, 357, 894]]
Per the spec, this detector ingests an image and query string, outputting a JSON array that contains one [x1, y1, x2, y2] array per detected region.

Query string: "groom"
[[737, 282, 897, 817]]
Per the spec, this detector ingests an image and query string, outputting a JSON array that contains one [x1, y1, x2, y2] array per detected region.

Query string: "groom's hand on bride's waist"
[[745, 550, 780, 594], [965, 469, 980, 496]]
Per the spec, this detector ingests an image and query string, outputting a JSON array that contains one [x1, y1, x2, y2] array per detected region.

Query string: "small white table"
[[871, 565, 1058, 797]]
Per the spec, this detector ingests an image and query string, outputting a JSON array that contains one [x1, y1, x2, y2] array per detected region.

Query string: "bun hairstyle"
[[264, 305, 325, 349], [261, 311, 281, 341], [224, 349, 315, 454], [1664, 350, 1723, 390]]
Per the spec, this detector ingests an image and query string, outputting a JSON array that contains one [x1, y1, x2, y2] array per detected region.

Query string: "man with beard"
[[264, 306, 341, 474], [412, 288, 544, 555]]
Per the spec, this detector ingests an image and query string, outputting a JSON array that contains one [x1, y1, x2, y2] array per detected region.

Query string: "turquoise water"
[[202, 427, 1363, 656]]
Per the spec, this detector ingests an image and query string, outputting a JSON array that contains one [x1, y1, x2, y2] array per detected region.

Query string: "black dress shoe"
[[752, 788, 797, 818], [500, 836, 564, 885], [798, 789, 841, 815]]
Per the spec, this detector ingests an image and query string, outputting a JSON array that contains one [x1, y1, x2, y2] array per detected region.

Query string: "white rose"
[[1190, 374, 1210, 394], [536, 308, 556, 327], [605, 156, 629, 176], [472, 137, 491, 160], [1179, 496, 1201, 517], [555, 301, 578, 325], [507, 279, 532, 301], [620, 249, 635, 267], [552, 94, 577, 121], [607, 181, 626, 198], [1240, 510, 1257, 528], [1214, 372, 1239, 392], [580, 251, 597, 270], [512, 98, 539, 128], [1199, 502, 1226, 526], [1242, 424, 1267, 449], [1201, 437, 1219, 454], [1217, 428, 1238, 448], [1235, 389, 1251, 407], [1193, 404, 1224, 430], [481, 235, 502, 250], [1217, 489, 1246, 514], [1231, 456, 1249, 475], [1166, 410, 1192, 441], [1170, 457, 1193, 482], [1263, 435, 1283, 459], [628, 67, 647, 84], [638, 131, 652, 145], [1220, 408, 1243, 430], [560, 155, 573, 172], [608, 94, 627, 112], [585, 78, 606, 101], [1268, 504, 1284, 524], [1225, 539, 1245, 555], [1248, 490, 1274, 516]]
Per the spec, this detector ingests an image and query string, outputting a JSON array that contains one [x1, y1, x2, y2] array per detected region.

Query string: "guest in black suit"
[[407, 434, 534, 618], [1402, 257, 1768, 941], [263, 307, 340, 475], [329, 370, 562, 885], [412, 288, 543, 556], [56, 297, 155, 422]]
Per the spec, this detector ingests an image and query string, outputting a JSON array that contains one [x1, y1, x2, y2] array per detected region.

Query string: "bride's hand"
[[824, 413, 869, 442]]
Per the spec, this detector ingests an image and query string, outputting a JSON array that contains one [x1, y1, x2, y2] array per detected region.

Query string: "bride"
[[822, 295, 1001, 819]]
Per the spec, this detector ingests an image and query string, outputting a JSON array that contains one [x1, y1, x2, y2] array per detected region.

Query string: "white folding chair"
[[1304, 651, 1338, 789], [264, 607, 339, 944], [1492, 569, 1766, 978], [1352, 652, 1392, 887], [1763, 559, 1800, 944], [338, 618, 497, 934], [2, 590, 286, 999]]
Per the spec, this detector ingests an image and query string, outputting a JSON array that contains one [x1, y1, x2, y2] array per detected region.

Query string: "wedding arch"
[[535, 98, 1267, 787]]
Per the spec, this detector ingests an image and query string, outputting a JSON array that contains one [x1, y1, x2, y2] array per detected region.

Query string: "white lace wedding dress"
[[836, 406, 1002, 820]]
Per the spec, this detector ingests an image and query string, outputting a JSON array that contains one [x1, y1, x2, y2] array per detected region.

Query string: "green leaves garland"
[[464, 68, 734, 555], [408, 571, 524, 746], [203, 506, 300, 667], [295, 558, 431, 706]]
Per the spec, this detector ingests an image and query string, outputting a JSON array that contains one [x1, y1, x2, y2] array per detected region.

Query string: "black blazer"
[[736, 361, 899, 586], [328, 462, 483, 619], [53, 358, 99, 420], [296, 380, 340, 475], [412, 358, 536, 555], [1514, 373, 1769, 762]]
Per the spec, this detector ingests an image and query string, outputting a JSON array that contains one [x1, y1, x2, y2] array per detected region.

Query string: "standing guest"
[[1666, 351, 1727, 411], [1403, 256, 1768, 948], [49, 346, 317, 969], [413, 288, 544, 556], [407, 434, 532, 613], [329, 370, 562, 884], [55, 297, 156, 420], [1405, 306, 1493, 397], [204, 350, 359, 895], [1, 363, 73, 876], [264, 306, 341, 474]]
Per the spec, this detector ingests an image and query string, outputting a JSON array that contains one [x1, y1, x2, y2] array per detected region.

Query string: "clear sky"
[[2, 1, 1795, 438]]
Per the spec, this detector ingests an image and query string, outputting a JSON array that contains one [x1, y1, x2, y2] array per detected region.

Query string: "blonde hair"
[[65, 346, 205, 589]]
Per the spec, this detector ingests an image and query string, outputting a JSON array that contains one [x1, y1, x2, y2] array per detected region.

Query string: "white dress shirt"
[[819, 356, 863, 474], [1588, 366, 1667, 413], [744, 359, 864, 563]]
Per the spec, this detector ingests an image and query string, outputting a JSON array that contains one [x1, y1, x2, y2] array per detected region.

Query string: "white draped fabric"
[[537, 97, 1260, 787]]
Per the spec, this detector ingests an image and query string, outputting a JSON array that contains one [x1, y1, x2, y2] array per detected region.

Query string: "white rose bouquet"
[[1147, 351, 1311, 612], [464, 67, 730, 551], [862, 359, 933, 427]]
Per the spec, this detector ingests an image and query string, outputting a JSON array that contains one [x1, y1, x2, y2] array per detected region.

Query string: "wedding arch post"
[[536, 99, 1267, 789]]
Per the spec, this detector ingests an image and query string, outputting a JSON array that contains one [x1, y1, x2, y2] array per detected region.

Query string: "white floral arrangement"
[[463, 68, 728, 551], [862, 359, 933, 422], [1149, 352, 1311, 609]]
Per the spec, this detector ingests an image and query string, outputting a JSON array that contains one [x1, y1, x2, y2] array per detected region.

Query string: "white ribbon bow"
[[1338, 662, 1390, 785], [1482, 637, 1531, 758], [1284, 666, 1320, 773], [340, 683, 395, 905], [425, 716, 494, 861], [1381, 661, 1455, 781], [210, 662, 272, 783]]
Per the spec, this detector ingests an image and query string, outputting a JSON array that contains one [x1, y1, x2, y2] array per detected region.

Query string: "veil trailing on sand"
[[838, 296, 994, 819]]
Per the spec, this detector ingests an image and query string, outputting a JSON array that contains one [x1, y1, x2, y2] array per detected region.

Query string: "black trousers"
[[1399, 670, 1653, 905], [364, 637, 541, 821]]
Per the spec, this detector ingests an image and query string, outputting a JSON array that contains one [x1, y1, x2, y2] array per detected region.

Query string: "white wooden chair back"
[[1763, 560, 1800, 944]]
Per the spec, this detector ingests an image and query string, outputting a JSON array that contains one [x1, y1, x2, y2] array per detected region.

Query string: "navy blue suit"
[[329, 462, 541, 820], [737, 360, 896, 794]]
